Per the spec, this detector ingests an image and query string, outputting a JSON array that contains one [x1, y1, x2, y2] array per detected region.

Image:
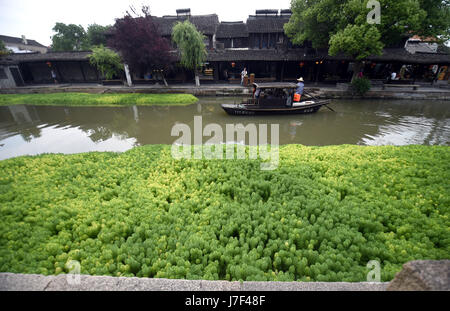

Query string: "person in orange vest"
[[294, 77, 304, 102]]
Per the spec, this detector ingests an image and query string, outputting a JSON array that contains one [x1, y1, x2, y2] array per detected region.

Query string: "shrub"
[[0, 40, 11, 56], [88, 46, 123, 80], [351, 77, 371, 96]]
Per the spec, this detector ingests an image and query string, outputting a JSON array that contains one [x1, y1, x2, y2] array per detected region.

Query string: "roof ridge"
[[159, 13, 218, 18]]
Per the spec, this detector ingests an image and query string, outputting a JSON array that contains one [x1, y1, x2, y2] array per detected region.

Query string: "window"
[[252, 34, 260, 49], [268, 33, 277, 49], [262, 34, 268, 49], [203, 36, 210, 48], [224, 39, 232, 49]]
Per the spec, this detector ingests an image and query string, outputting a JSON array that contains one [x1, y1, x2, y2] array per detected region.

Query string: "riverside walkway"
[[1, 82, 449, 100]]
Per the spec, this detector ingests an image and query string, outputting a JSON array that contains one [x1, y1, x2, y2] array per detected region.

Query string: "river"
[[0, 97, 449, 160]]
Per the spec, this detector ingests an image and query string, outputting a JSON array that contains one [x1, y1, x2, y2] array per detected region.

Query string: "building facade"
[[156, 8, 450, 85], [1, 9, 449, 87], [0, 35, 48, 54]]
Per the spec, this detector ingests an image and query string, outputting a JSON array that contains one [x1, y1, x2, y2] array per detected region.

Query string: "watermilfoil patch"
[[0, 145, 448, 281]]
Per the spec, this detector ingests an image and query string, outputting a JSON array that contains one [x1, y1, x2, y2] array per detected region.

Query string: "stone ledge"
[[1, 85, 449, 100], [0, 273, 388, 291]]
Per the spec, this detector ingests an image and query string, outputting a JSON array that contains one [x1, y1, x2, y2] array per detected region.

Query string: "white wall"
[[0, 65, 18, 88]]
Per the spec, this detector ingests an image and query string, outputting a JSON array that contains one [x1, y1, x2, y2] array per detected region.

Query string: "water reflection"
[[361, 116, 450, 145], [0, 98, 449, 159]]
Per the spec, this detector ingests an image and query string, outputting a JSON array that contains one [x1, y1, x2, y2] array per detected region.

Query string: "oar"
[[304, 89, 319, 100], [304, 90, 335, 112]]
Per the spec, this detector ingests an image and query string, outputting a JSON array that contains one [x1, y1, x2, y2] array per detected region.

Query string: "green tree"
[[86, 24, 111, 48], [417, 0, 450, 42], [88, 45, 123, 80], [51, 23, 88, 51], [0, 40, 11, 56], [172, 20, 206, 87], [284, 0, 450, 80]]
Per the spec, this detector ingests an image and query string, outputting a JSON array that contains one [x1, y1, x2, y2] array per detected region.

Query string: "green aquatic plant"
[[0, 145, 448, 281], [0, 93, 198, 107]]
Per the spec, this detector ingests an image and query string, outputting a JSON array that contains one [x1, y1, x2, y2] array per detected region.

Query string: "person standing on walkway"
[[241, 67, 248, 85], [51, 69, 58, 84]]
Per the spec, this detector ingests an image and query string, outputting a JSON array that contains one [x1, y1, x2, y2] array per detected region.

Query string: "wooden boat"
[[221, 82, 332, 116]]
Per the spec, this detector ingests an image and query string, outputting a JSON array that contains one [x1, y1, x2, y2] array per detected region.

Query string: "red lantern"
[[231, 62, 235, 68], [299, 62, 305, 68]]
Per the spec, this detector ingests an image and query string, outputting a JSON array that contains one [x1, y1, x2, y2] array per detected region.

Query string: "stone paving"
[[0, 273, 388, 291], [1, 83, 449, 100]]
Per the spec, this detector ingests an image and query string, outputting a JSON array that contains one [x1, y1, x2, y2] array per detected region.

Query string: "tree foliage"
[[329, 24, 384, 60], [51, 23, 88, 51], [88, 45, 123, 80], [417, 0, 450, 42], [0, 40, 10, 56], [51, 22, 112, 51], [172, 20, 207, 72], [284, 0, 450, 60], [86, 24, 111, 47], [109, 6, 172, 75]]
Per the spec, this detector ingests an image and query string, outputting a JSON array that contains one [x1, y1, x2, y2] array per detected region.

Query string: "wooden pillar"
[[315, 61, 322, 85], [213, 62, 219, 82]]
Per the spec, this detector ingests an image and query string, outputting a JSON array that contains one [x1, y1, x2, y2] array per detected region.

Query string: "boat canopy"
[[252, 82, 298, 89]]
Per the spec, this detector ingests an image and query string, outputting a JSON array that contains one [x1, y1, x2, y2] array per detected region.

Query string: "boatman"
[[294, 77, 304, 102]]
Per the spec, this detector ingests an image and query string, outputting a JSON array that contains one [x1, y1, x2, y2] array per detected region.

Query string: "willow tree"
[[88, 45, 123, 80], [172, 20, 207, 87], [284, 0, 450, 81]]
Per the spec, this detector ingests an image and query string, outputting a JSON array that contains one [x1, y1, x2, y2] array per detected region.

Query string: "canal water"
[[0, 97, 449, 160]]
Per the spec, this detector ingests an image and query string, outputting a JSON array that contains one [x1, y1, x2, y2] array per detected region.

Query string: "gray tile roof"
[[216, 22, 248, 39], [0, 35, 47, 48], [367, 48, 450, 64], [153, 14, 219, 36], [1, 44, 449, 66], [206, 48, 450, 64], [0, 51, 92, 63], [246, 16, 290, 33], [207, 49, 328, 62]]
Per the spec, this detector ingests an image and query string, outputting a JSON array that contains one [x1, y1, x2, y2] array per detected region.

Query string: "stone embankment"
[[1, 260, 448, 291], [1, 83, 449, 100]]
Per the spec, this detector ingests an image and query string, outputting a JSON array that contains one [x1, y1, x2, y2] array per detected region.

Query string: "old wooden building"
[[1, 8, 449, 87], [0, 51, 99, 85]]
